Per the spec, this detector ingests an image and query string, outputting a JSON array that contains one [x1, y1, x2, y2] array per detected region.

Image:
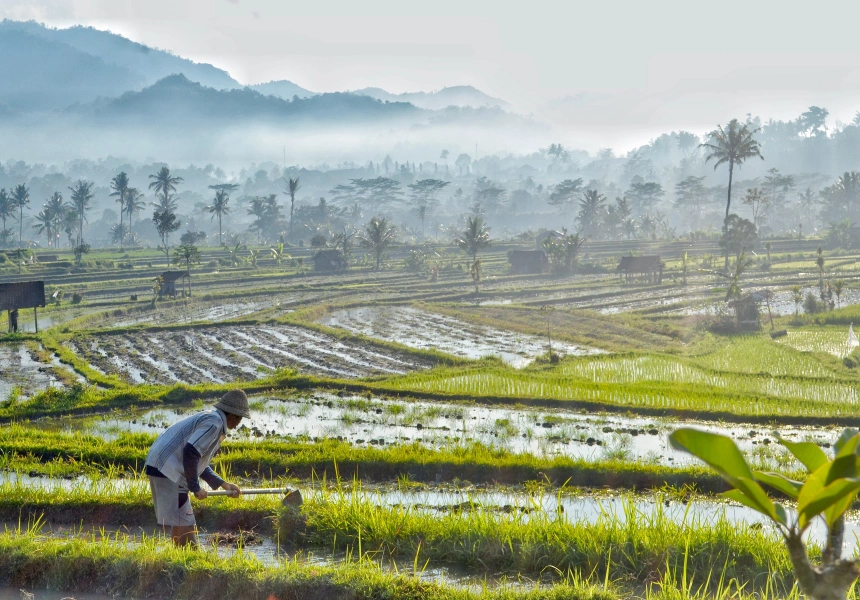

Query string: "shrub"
[[803, 292, 823, 314], [71, 292, 83, 304]]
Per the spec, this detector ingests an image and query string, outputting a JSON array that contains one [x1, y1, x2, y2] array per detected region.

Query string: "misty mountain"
[[249, 80, 316, 100], [0, 20, 241, 110], [351, 86, 509, 110], [1, 20, 240, 90], [0, 27, 143, 111], [78, 74, 422, 125]]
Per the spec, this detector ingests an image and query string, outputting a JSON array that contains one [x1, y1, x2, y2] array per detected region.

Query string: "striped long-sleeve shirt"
[[145, 409, 227, 485]]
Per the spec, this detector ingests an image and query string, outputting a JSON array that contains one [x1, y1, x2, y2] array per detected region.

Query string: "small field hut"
[[508, 250, 548, 274], [616, 256, 664, 283], [313, 249, 348, 272], [159, 270, 190, 298], [729, 290, 768, 331], [0, 280, 46, 332]]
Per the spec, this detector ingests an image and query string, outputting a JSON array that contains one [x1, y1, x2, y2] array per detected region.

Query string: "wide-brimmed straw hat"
[[215, 390, 250, 418]]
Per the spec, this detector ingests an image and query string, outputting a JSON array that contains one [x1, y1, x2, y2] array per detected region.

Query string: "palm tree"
[[110, 172, 130, 249], [32, 210, 55, 247], [174, 244, 201, 296], [11, 184, 29, 245], [207, 190, 231, 246], [125, 188, 145, 232], [284, 176, 300, 236], [68, 181, 94, 245], [0, 188, 13, 234], [577, 189, 606, 238], [110, 223, 129, 247], [816, 246, 826, 288], [61, 208, 77, 248], [700, 119, 764, 271], [455, 216, 491, 262], [148, 167, 183, 208], [358, 216, 396, 271]]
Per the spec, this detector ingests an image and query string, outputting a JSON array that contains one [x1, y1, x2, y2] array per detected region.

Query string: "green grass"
[[0, 424, 727, 492], [0, 475, 797, 591], [0, 529, 617, 600]]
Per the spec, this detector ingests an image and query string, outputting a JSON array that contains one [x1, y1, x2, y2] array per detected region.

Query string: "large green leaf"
[[669, 429, 754, 480], [755, 471, 802, 500], [775, 437, 827, 473], [799, 478, 860, 529], [670, 429, 777, 521], [834, 429, 859, 456]]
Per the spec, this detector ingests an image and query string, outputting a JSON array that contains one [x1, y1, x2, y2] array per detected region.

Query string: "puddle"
[[319, 306, 601, 367]]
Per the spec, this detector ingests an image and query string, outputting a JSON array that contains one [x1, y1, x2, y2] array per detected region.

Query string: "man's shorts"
[[148, 475, 195, 527]]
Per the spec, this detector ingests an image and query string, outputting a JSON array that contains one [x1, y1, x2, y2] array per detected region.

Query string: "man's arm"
[[183, 443, 242, 499]]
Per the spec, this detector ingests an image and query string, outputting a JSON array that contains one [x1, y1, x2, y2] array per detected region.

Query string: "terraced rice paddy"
[[5, 240, 860, 599], [67, 324, 433, 384], [319, 306, 601, 366]]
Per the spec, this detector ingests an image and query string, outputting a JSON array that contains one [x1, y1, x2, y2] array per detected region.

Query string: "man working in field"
[[144, 390, 249, 546]]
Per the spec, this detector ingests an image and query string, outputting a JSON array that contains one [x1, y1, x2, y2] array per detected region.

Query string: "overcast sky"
[[7, 0, 860, 151]]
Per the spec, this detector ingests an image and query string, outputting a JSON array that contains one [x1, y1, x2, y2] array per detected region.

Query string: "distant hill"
[[0, 27, 143, 111], [0, 20, 241, 110], [1, 20, 240, 91], [249, 80, 316, 100], [351, 85, 509, 110], [80, 75, 422, 126]]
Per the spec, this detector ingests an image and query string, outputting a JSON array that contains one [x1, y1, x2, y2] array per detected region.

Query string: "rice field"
[[5, 241, 860, 598]]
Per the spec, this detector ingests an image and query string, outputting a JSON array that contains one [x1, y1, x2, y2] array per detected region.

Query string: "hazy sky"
[[7, 0, 860, 151]]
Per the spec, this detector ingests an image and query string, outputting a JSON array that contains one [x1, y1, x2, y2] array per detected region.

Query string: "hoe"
[[206, 487, 303, 507]]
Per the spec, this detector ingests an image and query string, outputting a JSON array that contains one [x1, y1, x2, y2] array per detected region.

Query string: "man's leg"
[[150, 476, 197, 546], [171, 525, 198, 546]]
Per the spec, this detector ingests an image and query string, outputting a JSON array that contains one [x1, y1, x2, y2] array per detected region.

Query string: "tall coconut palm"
[[110, 172, 130, 249], [32, 210, 56, 247], [68, 181, 94, 245], [284, 176, 300, 236], [0, 188, 13, 234], [207, 189, 231, 246], [125, 188, 145, 232], [577, 189, 606, 238], [148, 167, 183, 208], [43, 192, 67, 248], [11, 184, 29, 245], [455, 215, 491, 262], [358, 216, 396, 271], [700, 119, 764, 271]]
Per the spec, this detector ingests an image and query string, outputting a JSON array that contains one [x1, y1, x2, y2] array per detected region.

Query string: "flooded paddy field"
[[319, 306, 601, 367], [0, 344, 64, 400], [67, 325, 433, 384], [36, 392, 842, 470]]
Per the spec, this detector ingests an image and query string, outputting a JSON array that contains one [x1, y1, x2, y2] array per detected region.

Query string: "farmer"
[[8, 308, 18, 333], [144, 390, 249, 546]]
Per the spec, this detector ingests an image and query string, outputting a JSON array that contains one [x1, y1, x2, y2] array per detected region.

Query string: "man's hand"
[[221, 482, 242, 498], [194, 489, 208, 500]]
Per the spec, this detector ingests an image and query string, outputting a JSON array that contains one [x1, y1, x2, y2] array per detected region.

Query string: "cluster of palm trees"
[[0, 184, 32, 247], [108, 172, 146, 248], [0, 182, 98, 250]]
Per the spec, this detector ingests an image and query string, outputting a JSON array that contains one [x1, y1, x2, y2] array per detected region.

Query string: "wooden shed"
[[0, 281, 46, 332], [509, 250, 548, 274], [159, 270, 190, 298], [616, 255, 664, 283], [313, 249, 348, 272]]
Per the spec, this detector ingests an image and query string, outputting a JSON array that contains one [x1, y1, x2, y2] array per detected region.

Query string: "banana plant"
[[669, 428, 860, 600]]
